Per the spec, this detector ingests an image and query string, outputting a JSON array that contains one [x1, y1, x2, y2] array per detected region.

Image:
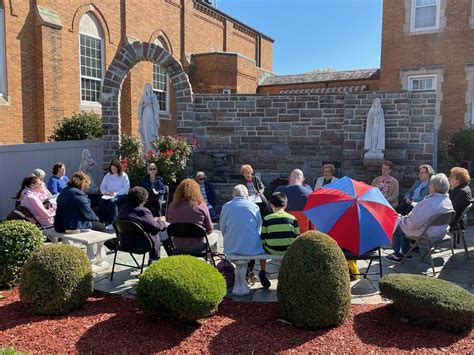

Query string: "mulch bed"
[[0, 289, 472, 353]]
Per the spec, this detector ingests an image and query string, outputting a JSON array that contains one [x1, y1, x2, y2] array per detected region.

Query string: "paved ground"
[[93, 226, 474, 304]]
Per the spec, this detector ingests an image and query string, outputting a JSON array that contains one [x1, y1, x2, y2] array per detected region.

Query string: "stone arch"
[[69, 2, 113, 44], [101, 41, 193, 166]]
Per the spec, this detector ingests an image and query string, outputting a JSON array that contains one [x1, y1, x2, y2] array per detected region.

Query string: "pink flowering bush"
[[119, 133, 196, 186]]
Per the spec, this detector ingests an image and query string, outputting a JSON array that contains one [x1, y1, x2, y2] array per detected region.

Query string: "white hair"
[[429, 173, 450, 194], [31, 168, 46, 179], [289, 169, 304, 185], [232, 184, 248, 197], [196, 171, 206, 179]]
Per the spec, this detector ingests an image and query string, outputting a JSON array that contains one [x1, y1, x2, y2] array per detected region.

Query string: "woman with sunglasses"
[[140, 163, 166, 217]]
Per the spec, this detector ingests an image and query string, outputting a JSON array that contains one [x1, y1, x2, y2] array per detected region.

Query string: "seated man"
[[196, 171, 219, 222], [220, 184, 264, 256], [385, 173, 453, 263], [117, 186, 171, 264], [274, 169, 312, 233], [259, 192, 299, 288]]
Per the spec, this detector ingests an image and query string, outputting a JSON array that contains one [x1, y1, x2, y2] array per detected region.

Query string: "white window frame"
[[410, 0, 440, 32], [0, 7, 7, 97], [79, 18, 104, 105], [471, 91, 474, 125], [152, 38, 170, 115], [408, 75, 437, 91]]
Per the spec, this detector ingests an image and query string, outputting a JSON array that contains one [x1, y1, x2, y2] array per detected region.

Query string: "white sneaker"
[[105, 224, 114, 232]]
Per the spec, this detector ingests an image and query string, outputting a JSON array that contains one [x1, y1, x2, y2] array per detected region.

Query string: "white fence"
[[0, 140, 103, 219]]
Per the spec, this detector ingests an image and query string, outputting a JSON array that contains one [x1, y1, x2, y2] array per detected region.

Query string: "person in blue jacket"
[[196, 171, 219, 222], [140, 163, 166, 217], [397, 164, 434, 215], [47, 162, 69, 194]]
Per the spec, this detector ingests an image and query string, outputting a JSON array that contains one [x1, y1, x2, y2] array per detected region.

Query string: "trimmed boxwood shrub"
[[137, 255, 227, 322], [277, 231, 351, 329], [49, 112, 102, 141], [379, 274, 474, 333], [0, 220, 44, 289], [19, 244, 93, 315]]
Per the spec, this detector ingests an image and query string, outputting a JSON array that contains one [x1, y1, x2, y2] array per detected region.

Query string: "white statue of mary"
[[364, 98, 385, 159], [138, 83, 160, 152]]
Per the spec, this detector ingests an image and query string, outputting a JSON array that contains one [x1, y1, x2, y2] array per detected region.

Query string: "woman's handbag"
[[215, 254, 235, 290]]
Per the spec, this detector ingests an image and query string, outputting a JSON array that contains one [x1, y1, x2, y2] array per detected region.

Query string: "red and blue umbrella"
[[303, 176, 398, 255]]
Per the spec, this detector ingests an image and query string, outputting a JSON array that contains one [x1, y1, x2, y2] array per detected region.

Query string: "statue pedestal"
[[364, 150, 384, 160]]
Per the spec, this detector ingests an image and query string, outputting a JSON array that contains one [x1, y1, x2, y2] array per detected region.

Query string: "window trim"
[[0, 7, 7, 97], [408, 74, 437, 91], [78, 21, 104, 105], [410, 0, 440, 32], [152, 37, 171, 115]]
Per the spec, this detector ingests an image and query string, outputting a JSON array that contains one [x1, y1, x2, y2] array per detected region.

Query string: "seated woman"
[[98, 159, 130, 227], [314, 163, 338, 191], [371, 160, 399, 208], [448, 167, 472, 231], [240, 164, 268, 217], [16, 176, 56, 228], [167, 178, 213, 249], [117, 187, 170, 263], [31, 168, 52, 202], [47, 162, 69, 195], [140, 163, 166, 217], [54, 171, 104, 233], [385, 173, 453, 263], [397, 164, 434, 215]]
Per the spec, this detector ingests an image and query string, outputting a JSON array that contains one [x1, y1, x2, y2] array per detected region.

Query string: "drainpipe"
[[433, 126, 439, 171]]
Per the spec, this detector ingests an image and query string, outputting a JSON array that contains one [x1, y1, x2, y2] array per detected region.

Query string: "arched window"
[[0, 5, 7, 97], [79, 12, 103, 103], [152, 37, 169, 113]]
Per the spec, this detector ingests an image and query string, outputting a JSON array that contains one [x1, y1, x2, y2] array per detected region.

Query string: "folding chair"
[[7, 206, 55, 241], [343, 247, 383, 279], [166, 222, 216, 266], [448, 203, 472, 259], [402, 210, 456, 276], [110, 219, 155, 281]]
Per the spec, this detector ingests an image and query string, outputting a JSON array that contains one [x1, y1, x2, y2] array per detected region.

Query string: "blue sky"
[[217, 0, 383, 75]]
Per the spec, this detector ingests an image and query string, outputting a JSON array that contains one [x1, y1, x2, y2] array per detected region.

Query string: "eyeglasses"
[[149, 168, 157, 171], [198, 178, 206, 181]]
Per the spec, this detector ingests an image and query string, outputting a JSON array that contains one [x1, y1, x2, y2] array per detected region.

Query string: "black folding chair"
[[7, 206, 55, 241], [111, 219, 155, 281], [343, 247, 383, 279], [402, 210, 456, 276], [448, 203, 472, 259], [166, 222, 216, 266]]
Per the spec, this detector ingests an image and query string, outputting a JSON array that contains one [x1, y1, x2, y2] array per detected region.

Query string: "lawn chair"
[[110, 219, 155, 281], [166, 222, 216, 266], [402, 210, 456, 276], [6, 206, 55, 241], [448, 203, 472, 259]]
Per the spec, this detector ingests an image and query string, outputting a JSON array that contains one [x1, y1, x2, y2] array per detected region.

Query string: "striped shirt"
[[261, 210, 300, 255]]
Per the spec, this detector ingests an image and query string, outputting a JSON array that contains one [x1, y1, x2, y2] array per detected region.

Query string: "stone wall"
[[186, 91, 436, 189]]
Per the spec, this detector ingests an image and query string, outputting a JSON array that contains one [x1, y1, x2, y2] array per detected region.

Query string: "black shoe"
[[259, 270, 271, 289]]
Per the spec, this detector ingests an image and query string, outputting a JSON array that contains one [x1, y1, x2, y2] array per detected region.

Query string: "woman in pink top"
[[31, 168, 53, 202], [16, 176, 56, 228], [168, 178, 213, 234]]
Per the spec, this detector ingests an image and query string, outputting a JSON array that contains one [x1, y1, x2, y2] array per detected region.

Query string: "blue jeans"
[[392, 225, 410, 257], [98, 194, 127, 225]]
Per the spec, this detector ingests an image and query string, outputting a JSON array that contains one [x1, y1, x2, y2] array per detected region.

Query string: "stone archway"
[[100, 41, 193, 167]]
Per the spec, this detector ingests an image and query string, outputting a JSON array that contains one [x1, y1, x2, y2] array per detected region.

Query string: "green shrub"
[[0, 348, 25, 355], [137, 255, 226, 322], [379, 274, 474, 333], [0, 220, 44, 289], [448, 128, 474, 162], [19, 244, 93, 315], [49, 112, 102, 141], [277, 231, 351, 329]]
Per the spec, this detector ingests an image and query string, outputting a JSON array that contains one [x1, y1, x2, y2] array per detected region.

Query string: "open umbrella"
[[303, 176, 398, 255]]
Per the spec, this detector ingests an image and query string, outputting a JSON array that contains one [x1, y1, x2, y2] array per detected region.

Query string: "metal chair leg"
[[460, 231, 469, 259], [110, 250, 118, 281], [140, 253, 146, 274]]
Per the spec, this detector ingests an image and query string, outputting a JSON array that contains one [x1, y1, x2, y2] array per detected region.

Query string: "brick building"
[[0, 0, 273, 144]]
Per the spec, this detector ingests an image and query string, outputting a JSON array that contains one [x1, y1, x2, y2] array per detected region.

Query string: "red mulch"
[[0, 289, 472, 353]]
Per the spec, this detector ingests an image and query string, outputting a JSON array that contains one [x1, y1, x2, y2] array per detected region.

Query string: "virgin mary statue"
[[138, 83, 161, 152], [364, 98, 385, 159]]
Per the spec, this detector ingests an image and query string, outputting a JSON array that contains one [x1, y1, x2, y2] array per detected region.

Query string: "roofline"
[[196, 0, 275, 42]]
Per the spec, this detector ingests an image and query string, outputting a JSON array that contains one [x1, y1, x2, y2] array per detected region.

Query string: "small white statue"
[[79, 149, 97, 188], [138, 83, 161, 153], [364, 98, 385, 159]]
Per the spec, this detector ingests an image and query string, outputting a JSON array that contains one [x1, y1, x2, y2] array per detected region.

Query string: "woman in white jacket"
[[98, 159, 130, 227], [314, 164, 338, 191]]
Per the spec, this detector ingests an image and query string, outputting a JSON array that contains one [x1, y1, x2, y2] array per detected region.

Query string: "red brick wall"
[[0, 0, 273, 144], [379, 0, 474, 138]]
